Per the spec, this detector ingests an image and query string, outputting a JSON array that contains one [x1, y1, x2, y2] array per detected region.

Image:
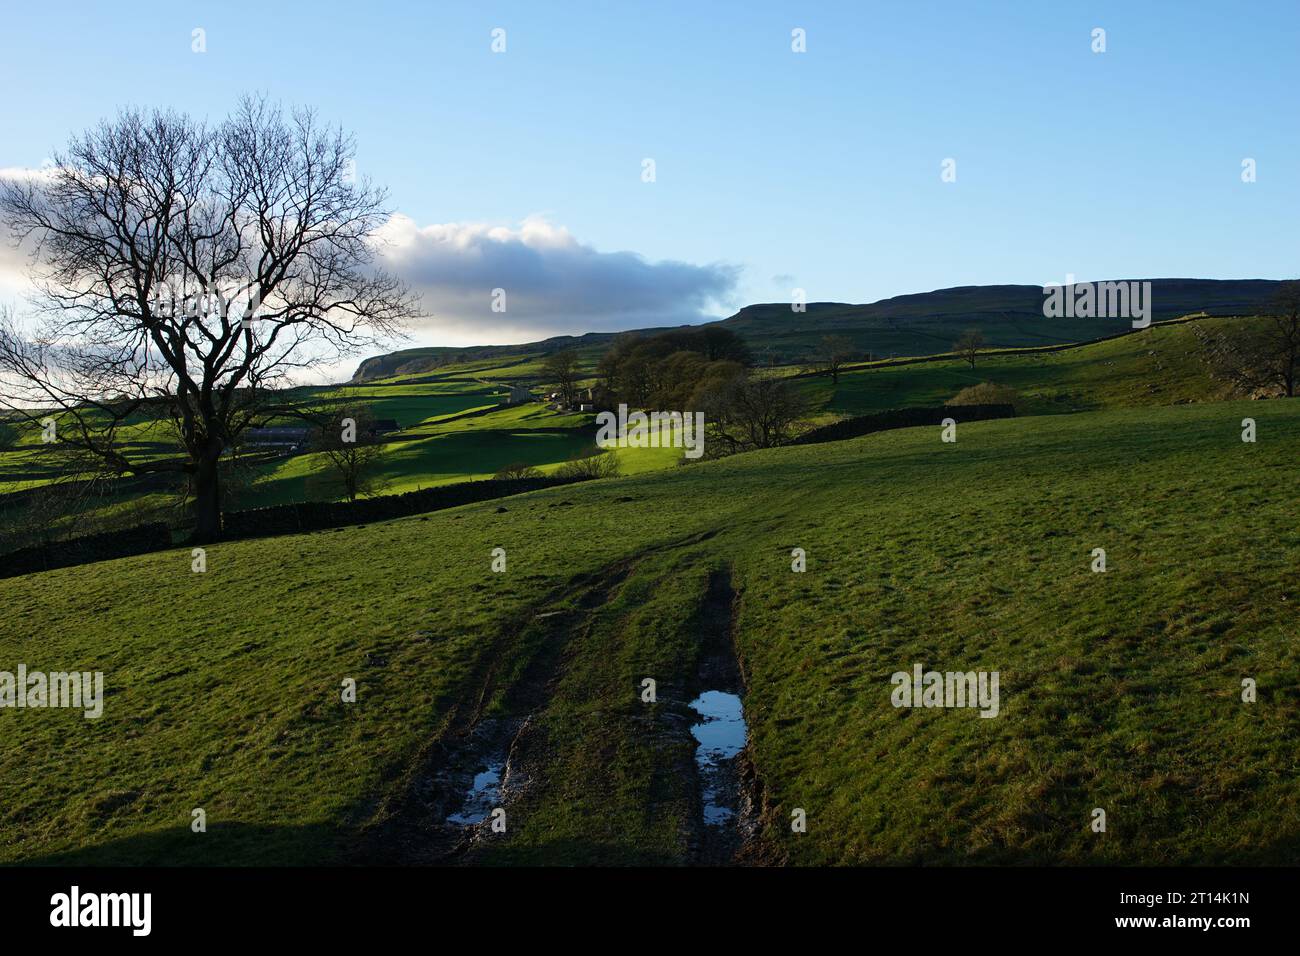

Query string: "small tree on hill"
[[312, 403, 389, 502], [817, 335, 856, 384], [950, 381, 1024, 413], [954, 329, 985, 369], [555, 450, 620, 479], [1209, 282, 1300, 398]]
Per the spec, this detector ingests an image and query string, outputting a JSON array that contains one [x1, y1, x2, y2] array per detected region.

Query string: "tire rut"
[[354, 531, 717, 864]]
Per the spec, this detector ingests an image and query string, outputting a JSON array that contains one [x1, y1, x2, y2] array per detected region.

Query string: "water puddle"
[[446, 759, 504, 826], [689, 689, 746, 825]]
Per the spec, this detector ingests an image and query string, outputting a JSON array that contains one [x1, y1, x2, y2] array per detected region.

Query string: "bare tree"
[[310, 400, 389, 502], [0, 98, 418, 541], [1209, 282, 1300, 398], [953, 329, 985, 369], [817, 334, 857, 384], [543, 349, 582, 407], [700, 374, 808, 455]]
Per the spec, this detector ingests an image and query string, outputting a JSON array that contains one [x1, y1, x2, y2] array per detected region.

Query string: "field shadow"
[[12, 822, 345, 868]]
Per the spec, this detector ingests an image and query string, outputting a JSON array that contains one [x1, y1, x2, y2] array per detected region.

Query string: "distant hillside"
[[351, 278, 1284, 382], [350, 328, 681, 382], [815, 312, 1259, 419]]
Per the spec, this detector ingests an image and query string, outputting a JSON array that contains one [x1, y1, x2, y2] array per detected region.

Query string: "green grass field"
[[235, 407, 598, 508], [0, 310, 1273, 588], [0, 374, 604, 524], [0, 314, 1253, 517], [816, 315, 1245, 417], [3, 396, 1296, 865]]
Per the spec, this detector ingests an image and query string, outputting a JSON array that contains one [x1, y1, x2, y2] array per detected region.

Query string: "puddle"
[[689, 690, 746, 825], [442, 718, 520, 829], [445, 760, 504, 826]]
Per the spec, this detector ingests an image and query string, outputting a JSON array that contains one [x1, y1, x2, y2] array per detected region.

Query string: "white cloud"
[[0, 165, 740, 349], [0, 168, 40, 299], [372, 214, 740, 343]]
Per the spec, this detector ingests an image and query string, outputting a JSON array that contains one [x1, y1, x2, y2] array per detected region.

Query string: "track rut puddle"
[[689, 566, 757, 863], [689, 689, 747, 826], [446, 761, 503, 826]]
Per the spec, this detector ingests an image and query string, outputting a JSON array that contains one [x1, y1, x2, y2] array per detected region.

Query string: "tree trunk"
[[190, 453, 222, 544]]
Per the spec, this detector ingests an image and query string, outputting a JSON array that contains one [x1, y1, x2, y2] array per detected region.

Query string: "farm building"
[[501, 385, 535, 405], [242, 427, 311, 452]]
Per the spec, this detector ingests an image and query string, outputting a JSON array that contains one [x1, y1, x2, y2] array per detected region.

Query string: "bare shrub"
[[554, 451, 621, 480], [950, 381, 1025, 412], [494, 462, 544, 480]]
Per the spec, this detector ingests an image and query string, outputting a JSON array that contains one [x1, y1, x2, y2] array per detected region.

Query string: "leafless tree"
[[1210, 282, 1300, 398], [543, 349, 582, 407], [816, 334, 857, 383], [699, 374, 809, 455], [0, 97, 419, 541], [953, 329, 985, 369], [310, 400, 390, 502]]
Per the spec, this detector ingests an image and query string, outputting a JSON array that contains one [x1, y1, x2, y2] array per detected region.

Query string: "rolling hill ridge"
[[352, 278, 1284, 381]]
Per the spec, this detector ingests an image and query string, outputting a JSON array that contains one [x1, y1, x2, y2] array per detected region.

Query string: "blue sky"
[[1, 0, 1297, 349]]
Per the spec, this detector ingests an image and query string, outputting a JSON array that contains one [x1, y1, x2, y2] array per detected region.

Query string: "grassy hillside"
[[814, 314, 1253, 418], [0, 369, 600, 528], [352, 278, 1283, 379], [3, 397, 1296, 865], [236, 404, 597, 508], [0, 312, 1272, 549]]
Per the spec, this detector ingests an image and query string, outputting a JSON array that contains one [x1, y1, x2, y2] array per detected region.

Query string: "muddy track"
[[674, 565, 786, 866], [351, 529, 720, 865], [685, 567, 751, 864]]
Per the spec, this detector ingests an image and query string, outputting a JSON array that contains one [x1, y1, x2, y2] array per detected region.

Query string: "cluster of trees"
[[589, 327, 808, 455], [535, 327, 810, 458], [541, 350, 583, 407], [594, 327, 752, 410], [697, 375, 809, 455]]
